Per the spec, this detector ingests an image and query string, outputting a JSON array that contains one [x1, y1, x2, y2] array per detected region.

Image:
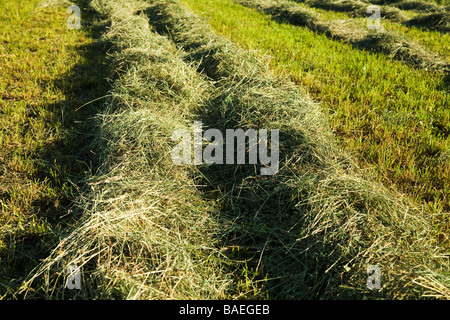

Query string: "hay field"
[[1, 0, 449, 299]]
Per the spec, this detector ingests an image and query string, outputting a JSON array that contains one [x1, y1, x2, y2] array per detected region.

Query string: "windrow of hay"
[[19, 0, 236, 299], [236, 0, 319, 28], [235, 0, 449, 73], [146, 0, 450, 298], [293, 0, 407, 21], [35, 0, 76, 9], [371, 0, 446, 12], [405, 9, 450, 33]]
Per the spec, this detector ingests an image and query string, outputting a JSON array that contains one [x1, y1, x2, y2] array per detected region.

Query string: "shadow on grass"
[[0, 1, 111, 298]]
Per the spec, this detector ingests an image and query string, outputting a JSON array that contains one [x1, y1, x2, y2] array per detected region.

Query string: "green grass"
[[180, 0, 450, 233], [0, 0, 109, 296]]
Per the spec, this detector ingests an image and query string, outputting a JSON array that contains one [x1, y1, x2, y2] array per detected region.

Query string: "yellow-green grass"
[[180, 0, 450, 236], [0, 0, 109, 296]]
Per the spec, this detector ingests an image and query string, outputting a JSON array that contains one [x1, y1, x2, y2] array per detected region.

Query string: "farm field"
[[1, 0, 449, 300]]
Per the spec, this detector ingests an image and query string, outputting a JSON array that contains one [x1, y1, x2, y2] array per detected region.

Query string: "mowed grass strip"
[[0, 0, 109, 297], [180, 0, 450, 231]]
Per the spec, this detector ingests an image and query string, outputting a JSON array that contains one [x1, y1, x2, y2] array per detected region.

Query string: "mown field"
[[1, 0, 449, 299]]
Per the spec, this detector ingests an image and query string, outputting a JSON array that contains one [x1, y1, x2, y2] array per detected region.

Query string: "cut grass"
[[21, 0, 450, 300], [383, 18, 450, 59], [405, 9, 450, 32], [178, 0, 450, 236], [117, 0, 450, 299], [299, 0, 450, 34], [371, 0, 450, 11], [293, 0, 409, 22], [0, 0, 110, 297]]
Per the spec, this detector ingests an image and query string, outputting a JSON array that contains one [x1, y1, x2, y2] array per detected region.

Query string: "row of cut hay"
[[236, 0, 319, 28], [295, 0, 450, 33], [374, 1, 450, 34], [19, 0, 236, 299], [371, 0, 446, 12], [405, 9, 450, 32], [235, 0, 449, 73], [293, 0, 408, 21], [146, 0, 450, 298]]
